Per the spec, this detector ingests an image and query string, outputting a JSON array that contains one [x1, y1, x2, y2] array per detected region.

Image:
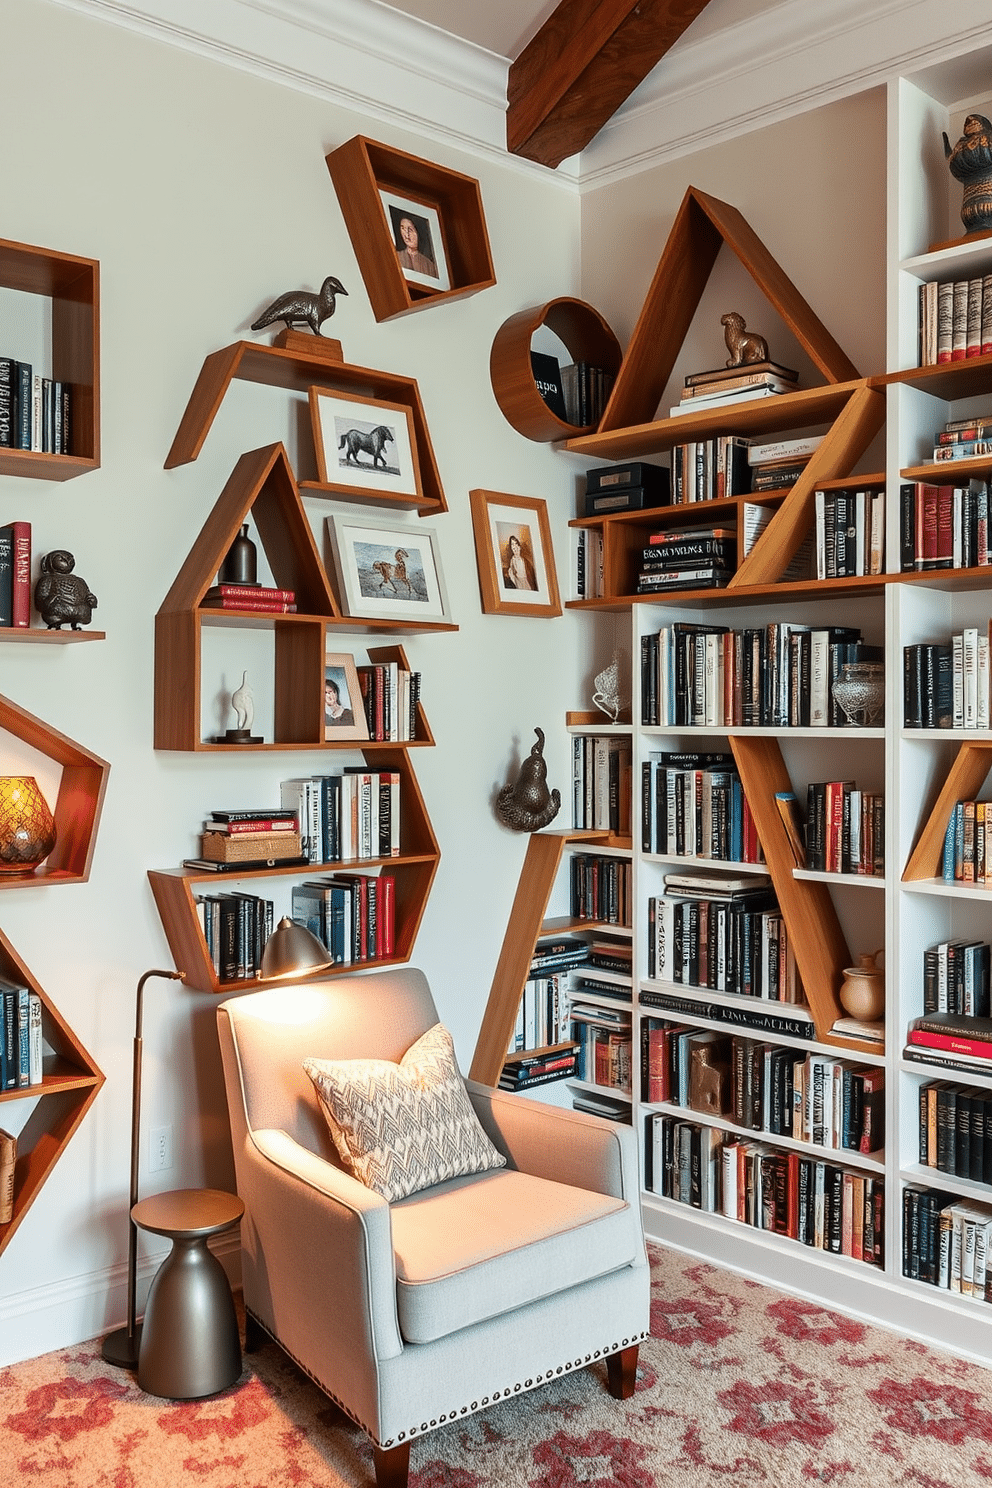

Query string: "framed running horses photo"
[[469, 489, 561, 618], [309, 386, 423, 503], [325, 514, 452, 625]]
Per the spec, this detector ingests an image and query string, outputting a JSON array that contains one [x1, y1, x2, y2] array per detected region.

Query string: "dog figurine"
[[721, 311, 769, 367]]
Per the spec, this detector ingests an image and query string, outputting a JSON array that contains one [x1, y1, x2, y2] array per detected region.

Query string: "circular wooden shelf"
[[489, 297, 622, 443]]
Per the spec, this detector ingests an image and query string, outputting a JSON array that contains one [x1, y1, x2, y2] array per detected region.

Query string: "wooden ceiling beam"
[[507, 0, 712, 168]]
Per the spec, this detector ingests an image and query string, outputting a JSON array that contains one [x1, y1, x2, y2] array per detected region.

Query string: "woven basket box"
[[200, 831, 303, 862]]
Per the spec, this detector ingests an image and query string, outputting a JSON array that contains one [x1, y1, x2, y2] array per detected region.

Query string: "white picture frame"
[[309, 386, 423, 502], [378, 188, 451, 293], [326, 515, 451, 624]]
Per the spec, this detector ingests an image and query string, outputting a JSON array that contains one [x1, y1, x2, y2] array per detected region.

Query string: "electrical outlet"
[[149, 1124, 173, 1173]]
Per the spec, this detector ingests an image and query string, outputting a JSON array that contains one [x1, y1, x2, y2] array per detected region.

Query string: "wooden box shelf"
[[0, 237, 100, 481], [326, 136, 496, 323], [0, 925, 103, 1257]]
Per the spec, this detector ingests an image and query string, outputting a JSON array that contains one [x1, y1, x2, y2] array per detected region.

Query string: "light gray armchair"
[[216, 967, 650, 1488]]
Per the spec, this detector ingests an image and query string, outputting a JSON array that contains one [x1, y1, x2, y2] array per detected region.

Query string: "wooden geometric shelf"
[[326, 136, 496, 322], [903, 740, 992, 882], [598, 185, 862, 436], [490, 297, 622, 442], [0, 691, 109, 887], [0, 237, 100, 481], [0, 924, 104, 1256], [164, 331, 446, 512], [155, 442, 454, 752]]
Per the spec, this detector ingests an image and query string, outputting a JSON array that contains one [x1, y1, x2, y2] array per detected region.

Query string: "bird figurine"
[[495, 728, 561, 833], [250, 275, 348, 336], [34, 550, 98, 630]]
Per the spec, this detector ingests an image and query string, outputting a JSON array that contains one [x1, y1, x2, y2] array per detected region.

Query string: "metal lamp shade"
[[0, 776, 56, 874], [260, 916, 333, 980]]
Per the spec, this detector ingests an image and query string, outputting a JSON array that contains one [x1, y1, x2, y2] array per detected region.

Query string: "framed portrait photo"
[[326, 515, 451, 625], [310, 386, 423, 502], [469, 489, 562, 618], [378, 188, 451, 293], [323, 651, 370, 742]]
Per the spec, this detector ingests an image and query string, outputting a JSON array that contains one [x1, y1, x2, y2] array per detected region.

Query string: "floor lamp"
[[102, 920, 331, 1369]]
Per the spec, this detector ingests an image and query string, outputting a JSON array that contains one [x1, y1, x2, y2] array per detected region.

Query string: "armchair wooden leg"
[[372, 1440, 411, 1488], [606, 1343, 639, 1400]]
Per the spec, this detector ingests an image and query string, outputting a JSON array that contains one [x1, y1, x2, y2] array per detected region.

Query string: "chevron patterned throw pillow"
[[303, 1023, 506, 1202]]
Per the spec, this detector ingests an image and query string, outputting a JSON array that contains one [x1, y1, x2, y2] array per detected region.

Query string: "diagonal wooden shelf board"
[[164, 331, 446, 513], [903, 740, 992, 882], [597, 185, 862, 436]]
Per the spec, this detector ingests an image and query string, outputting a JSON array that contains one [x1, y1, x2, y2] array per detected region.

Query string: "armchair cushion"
[[303, 1022, 505, 1203], [390, 1168, 636, 1344]]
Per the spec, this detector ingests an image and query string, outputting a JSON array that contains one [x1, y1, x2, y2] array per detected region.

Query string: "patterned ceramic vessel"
[[831, 661, 884, 727], [0, 776, 57, 874]]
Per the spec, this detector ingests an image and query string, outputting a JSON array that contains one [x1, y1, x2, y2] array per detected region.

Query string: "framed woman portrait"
[[378, 189, 451, 293], [469, 489, 562, 618], [323, 651, 370, 742]]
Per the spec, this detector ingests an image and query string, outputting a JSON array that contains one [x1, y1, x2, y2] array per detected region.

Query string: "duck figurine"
[[250, 275, 348, 337], [495, 727, 561, 832], [34, 550, 98, 630]]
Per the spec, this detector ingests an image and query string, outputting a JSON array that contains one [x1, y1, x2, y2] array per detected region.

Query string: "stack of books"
[[192, 808, 305, 871], [635, 524, 736, 594], [748, 434, 823, 491], [201, 583, 297, 613], [670, 360, 798, 417], [500, 1042, 578, 1093], [932, 412, 992, 463]]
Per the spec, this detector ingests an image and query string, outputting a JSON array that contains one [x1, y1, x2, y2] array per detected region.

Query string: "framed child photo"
[[469, 489, 562, 618], [379, 189, 452, 293], [323, 651, 370, 742], [310, 386, 423, 503], [326, 514, 451, 625]]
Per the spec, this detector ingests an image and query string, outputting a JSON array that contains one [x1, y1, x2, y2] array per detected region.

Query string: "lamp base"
[[101, 1323, 142, 1369]]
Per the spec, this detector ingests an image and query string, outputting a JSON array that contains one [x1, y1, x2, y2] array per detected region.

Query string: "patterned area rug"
[[3, 1243, 992, 1487]]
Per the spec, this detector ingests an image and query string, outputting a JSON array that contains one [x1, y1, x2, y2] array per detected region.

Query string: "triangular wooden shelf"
[[164, 331, 446, 514], [599, 185, 862, 435], [0, 925, 104, 1256], [903, 740, 992, 883], [0, 691, 109, 887]]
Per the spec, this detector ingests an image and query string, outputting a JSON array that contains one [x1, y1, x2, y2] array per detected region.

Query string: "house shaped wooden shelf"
[[0, 691, 109, 888], [0, 926, 104, 1256], [0, 237, 100, 481], [165, 331, 446, 513], [326, 136, 496, 322]]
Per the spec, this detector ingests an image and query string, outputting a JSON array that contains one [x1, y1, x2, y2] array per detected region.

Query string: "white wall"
[[0, 0, 600, 1361]]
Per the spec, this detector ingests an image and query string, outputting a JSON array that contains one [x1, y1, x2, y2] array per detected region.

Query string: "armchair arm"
[[466, 1080, 639, 1201], [246, 1128, 404, 1361]]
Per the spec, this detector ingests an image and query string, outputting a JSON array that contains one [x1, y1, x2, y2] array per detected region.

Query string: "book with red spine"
[[201, 597, 298, 612], [378, 873, 395, 958], [203, 584, 295, 602], [9, 522, 30, 627], [205, 816, 298, 834]]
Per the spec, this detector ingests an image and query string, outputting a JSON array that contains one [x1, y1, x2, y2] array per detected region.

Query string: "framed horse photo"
[[469, 489, 562, 618], [309, 386, 423, 504], [325, 514, 452, 625]]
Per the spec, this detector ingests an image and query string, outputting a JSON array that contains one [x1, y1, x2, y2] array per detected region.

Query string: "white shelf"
[[901, 878, 992, 899], [793, 868, 886, 888]]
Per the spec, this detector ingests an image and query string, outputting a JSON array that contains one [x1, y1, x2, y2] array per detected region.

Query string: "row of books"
[[0, 521, 30, 627], [647, 881, 804, 1004], [634, 524, 737, 596], [804, 780, 884, 876], [280, 771, 400, 864], [923, 939, 991, 1018], [918, 276, 992, 366], [899, 480, 991, 572], [941, 799, 992, 884], [506, 971, 573, 1058], [357, 662, 421, 742], [201, 583, 297, 614], [918, 1079, 992, 1183], [902, 1188, 992, 1299], [291, 871, 395, 966], [197, 891, 273, 983], [562, 360, 614, 428], [646, 1114, 885, 1263], [640, 621, 881, 729], [907, 1012, 992, 1066], [570, 852, 631, 927], [669, 432, 821, 502], [0, 360, 71, 453], [813, 487, 886, 578], [674, 359, 799, 411], [641, 752, 764, 863], [570, 734, 632, 835], [0, 981, 43, 1089], [571, 1001, 631, 1091], [903, 631, 990, 730]]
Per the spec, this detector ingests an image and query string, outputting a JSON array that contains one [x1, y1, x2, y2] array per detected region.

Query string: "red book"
[[10, 522, 30, 627], [205, 816, 298, 834], [935, 487, 954, 563], [204, 584, 295, 602], [378, 873, 395, 959], [907, 1028, 992, 1059], [201, 597, 298, 613]]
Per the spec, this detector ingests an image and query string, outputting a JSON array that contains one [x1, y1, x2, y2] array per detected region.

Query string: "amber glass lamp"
[[0, 776, 57, 875]]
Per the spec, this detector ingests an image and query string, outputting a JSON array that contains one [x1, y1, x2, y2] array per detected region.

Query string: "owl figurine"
[[34, 550, 98, 630]]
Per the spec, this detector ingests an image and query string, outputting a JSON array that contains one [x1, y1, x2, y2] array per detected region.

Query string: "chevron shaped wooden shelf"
[[0, 925, 104, 1256], [164, 331, 446, 513]]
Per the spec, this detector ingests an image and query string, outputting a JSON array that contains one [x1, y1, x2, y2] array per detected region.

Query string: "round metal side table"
[[133, 1187, 244, 1399]]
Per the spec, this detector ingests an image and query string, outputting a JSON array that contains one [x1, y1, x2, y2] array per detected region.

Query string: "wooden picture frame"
[[324, 650, 370, 742], [326, 515, 451, 624], [309, 386, 423, 502], [470, 489, 562, 618], [378, 188, 451, 294]]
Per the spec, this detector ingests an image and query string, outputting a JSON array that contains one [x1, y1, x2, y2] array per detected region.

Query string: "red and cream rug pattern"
[[3, 1243, 992, 1487]]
